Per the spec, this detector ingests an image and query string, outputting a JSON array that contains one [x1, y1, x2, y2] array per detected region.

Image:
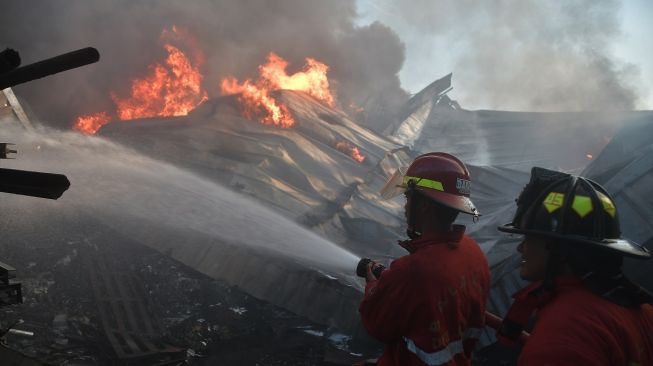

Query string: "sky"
[[613, 0, 653, 109], [356, 0, 653, 111]]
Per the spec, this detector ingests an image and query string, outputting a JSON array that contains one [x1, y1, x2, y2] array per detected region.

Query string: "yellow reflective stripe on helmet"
[[572, 195, 593, 218], [598, 192, 616, 218], [403, 176, 444, 192], [543, 192, 565, 213]]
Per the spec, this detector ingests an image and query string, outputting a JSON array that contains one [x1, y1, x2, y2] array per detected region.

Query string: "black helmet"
[[498, 167, 650, 259]]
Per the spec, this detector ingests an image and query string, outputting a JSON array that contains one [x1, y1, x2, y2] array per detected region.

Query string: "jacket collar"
[[497, 276, 581, 345], [399, 224, 466, 253]]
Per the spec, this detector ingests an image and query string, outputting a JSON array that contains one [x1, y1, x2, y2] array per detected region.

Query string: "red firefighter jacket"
[[359, 225, 490, 366], [518, 276, 653, 366]]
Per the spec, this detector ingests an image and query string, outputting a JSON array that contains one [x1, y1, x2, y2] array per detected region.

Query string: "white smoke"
[[361, 0, 641, 111], [2, 125, 361, 275]]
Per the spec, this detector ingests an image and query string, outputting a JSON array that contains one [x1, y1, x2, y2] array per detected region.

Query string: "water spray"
[[355, 258, 385, 279]]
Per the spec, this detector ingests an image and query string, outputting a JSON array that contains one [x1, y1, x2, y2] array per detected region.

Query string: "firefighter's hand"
[[365, 261, 381, 282]]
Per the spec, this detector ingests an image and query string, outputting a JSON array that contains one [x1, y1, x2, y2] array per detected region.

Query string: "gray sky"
[[357, 0, 653, 111], [613, 0, 653, 109]]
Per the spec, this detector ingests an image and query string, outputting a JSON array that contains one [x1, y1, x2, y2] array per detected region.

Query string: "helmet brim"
[[498, 223, 651, 259], [418, 187, 480, 216]]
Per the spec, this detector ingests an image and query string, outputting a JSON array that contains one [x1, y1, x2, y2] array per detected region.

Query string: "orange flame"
[[221, 52, 335, 128], [112, 43, 208, 120], [336, 141, 366, 163], [73, 26, 207, 134], [73, 112, 111, 135], [221, 77, 294, 128], [259, 53, 335, 107]]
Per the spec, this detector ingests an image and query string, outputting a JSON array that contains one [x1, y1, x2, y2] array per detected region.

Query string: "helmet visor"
[[379, 166, 409, 199]]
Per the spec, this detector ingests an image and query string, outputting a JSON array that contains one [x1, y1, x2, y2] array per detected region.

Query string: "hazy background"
[[357, 0, 653, 111]]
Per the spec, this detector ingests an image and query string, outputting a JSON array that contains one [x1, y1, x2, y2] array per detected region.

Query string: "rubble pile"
[[0, 231, 379, 364]]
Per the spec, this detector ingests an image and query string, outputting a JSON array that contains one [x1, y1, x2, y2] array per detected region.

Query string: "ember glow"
[[336, 141, 366, 163], [74, 26, 207, 134], [221, 52, 335, 128], [349, 102, 365, 113]]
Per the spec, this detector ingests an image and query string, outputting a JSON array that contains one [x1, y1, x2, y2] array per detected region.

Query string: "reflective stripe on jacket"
[[404, 327, 484, 365]]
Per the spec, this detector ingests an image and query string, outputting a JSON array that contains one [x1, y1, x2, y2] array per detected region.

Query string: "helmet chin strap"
[[406, 180, 422, 240], [542, 244, 565, 291]]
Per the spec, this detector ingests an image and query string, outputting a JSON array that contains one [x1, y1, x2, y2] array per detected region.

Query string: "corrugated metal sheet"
[[410, 107, 651, 171], [584, 115, 653, 292]]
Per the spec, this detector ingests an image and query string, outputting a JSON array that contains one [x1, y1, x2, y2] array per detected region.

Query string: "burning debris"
[[74, 36, 335, 133], [74, 26, 207, 134], [221, 52, 334, 128], [220, 75, 294, 128], [335, 141, 366, 163], [74, 112, 111, 135]]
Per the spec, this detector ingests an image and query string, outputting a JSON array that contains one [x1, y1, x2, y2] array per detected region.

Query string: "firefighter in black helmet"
[[496, 167, 653, 365]]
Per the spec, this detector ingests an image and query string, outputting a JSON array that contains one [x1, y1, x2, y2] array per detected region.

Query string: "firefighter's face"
[[517, 236, 549, 281]]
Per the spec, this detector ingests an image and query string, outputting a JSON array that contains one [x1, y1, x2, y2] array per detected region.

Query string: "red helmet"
[[381, 152, 479, 216]]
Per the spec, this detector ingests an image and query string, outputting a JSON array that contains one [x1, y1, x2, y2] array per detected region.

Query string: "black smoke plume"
[[1, 0, 407, 130]]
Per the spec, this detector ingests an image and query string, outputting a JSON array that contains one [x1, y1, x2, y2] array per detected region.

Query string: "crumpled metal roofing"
[[7, 75, 653, 345], [388, 77, 653, 345], [97, 82, 653, 344], [583, 115, 653, 292]]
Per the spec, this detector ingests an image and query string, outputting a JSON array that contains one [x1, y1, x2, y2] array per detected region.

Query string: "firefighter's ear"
[[416, 197, 433, 214]]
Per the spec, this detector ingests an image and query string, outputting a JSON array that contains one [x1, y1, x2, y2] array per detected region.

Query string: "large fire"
[[221, 52, 335, 128], [112, 42, 207, 120], [74, 26, 207, 134], [336, 141, 366, 163], [74, 33, 335, 133]]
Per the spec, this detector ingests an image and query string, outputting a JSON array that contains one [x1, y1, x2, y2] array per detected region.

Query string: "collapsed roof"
[[3, 73, 652, 345]]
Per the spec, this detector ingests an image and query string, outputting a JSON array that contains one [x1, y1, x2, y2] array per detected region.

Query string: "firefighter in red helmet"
[[358, 152, 490, 366], [497, 167, 653, 365]]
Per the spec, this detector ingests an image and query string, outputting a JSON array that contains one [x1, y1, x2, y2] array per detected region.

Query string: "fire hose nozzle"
[[356, 258, 385, 278]]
